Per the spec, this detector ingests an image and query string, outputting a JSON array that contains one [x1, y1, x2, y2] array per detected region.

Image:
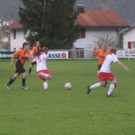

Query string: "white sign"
[[116, 50, 135, 58], [116, 50, 125, 58], [125, 50, 135, 58], [48, 51, 68, 59]]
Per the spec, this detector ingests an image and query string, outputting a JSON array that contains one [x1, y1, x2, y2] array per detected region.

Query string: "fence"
[[0, 49, 135, 60], [0, 49, 86, 60]]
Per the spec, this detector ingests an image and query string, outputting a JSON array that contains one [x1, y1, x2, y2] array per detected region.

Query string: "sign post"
[[128, 49, 130, 61]]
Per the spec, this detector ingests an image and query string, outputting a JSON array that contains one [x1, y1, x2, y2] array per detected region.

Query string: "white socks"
[[107, 84, 115, 95], [90, 83, 101, 89], [43, 82, 48, 90]]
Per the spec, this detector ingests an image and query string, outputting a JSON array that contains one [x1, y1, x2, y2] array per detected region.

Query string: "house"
[[119, 23, 135, 49], [2, 5, 130, 58], [74, 5, 130, 58], [2, 22, 25, 51]]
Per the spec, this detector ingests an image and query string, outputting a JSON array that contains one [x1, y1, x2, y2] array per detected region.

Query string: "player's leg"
[[104, 80, 108, 87], [28, 64, 34, 76], [5, 73, 19, 89], [22, 71, 29, 89], [97, 70, 100, 76], [5, 61, 22, 89], [87, 80, 106, 94], [43, 78, 48, 90], [107, 78, 116, 97], [97, 65, 101, 76], [98, 65, 108, 87], [38, 70, 52, 80], [87, 72, 106, 94]]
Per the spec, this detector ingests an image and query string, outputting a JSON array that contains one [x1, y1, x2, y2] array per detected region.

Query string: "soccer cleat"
[[106, 94, 115, 97], [104, 81, 108, 87], [22, 86, 29, 90], [28, 74, 31, 76], [5, 84, 10, 90], [87, 85, 91, 94]]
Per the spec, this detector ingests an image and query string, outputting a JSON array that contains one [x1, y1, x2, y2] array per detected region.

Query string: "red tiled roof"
[[3, 21, 23, 30], [75, 10, 130, 27], [3, 10, 130, 30]]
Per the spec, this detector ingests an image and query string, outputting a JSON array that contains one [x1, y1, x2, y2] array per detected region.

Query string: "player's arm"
[[11, 50, 20, 66], [31, 58, 36, 63], [10, 55, 14, 66], [92, 46, 97, 55], [44, 54, 48, 60], [31, 47, 35, 56], [25, 51, 34, 59], [116, 61, 129, 71], [93, 47, 100, 57], [45, 57, 48, 60], [25, 55, 34, 59]]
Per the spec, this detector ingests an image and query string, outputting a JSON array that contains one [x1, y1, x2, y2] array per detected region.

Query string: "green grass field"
[[0, 59, 135, 135], [0, 43, 3, 49]]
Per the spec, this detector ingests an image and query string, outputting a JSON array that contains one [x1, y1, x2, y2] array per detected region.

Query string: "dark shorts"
[[15, 60, 26, 74], [31, 61, 37, 65], [98, 65, 102, 70]]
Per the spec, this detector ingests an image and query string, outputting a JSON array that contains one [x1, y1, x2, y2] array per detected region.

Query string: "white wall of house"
[[74, 27, 119, 49], [10, 29, 27, 51], [10, 27, 119, 55], [123, 27, 135, 49]]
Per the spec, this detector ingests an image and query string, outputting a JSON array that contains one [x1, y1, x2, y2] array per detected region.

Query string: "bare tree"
[[85, 32, 120, 59]]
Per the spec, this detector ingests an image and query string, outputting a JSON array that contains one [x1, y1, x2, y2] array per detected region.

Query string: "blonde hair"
[[102, 42, 108, 49], [108, 46, 117, 54], [42, 47, 48, 52]]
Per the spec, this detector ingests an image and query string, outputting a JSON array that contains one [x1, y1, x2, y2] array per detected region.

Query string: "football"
[[64, 83, 72, 90]]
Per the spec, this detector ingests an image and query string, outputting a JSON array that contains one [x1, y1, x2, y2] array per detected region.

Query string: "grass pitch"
[[0, 59, 135, 135]]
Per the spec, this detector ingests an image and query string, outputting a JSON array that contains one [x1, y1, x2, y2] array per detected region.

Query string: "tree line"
[[0, 0, 135, 25]]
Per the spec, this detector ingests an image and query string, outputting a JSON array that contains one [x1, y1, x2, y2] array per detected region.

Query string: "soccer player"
[[93, 43, 108, 87], [32, 47, 52, 90], [5, 42, 33, 90], [28, 41, 41, 76], [87, 46, 129, 97]]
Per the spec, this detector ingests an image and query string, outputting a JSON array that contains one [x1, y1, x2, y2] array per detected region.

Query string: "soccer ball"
[[64, 83, 72, 90]]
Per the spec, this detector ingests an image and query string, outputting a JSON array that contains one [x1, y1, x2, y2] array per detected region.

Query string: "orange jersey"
[[31, 46, 41, 54], [13, 49, 32, 65], [94, 49, 108, 65]]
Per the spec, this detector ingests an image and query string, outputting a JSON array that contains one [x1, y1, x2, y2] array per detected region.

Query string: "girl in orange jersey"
[[93, 43, 108, 87], [28, 41, 41, 76], [5, 42, 33, 90]]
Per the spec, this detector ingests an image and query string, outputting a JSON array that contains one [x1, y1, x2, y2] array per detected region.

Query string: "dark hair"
[[22, 42, 29, 48], [35, 41, 39, 46], [33, 47, 48, 57], [33, 49, 41, 57]]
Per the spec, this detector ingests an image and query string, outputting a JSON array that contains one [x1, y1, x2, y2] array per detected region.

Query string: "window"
[[128, 42, 135, 49], [79, 28, 85, 38], [132, 42, 135, 49], [13, 30, 16, 39], [76, 48, 84, 58]]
